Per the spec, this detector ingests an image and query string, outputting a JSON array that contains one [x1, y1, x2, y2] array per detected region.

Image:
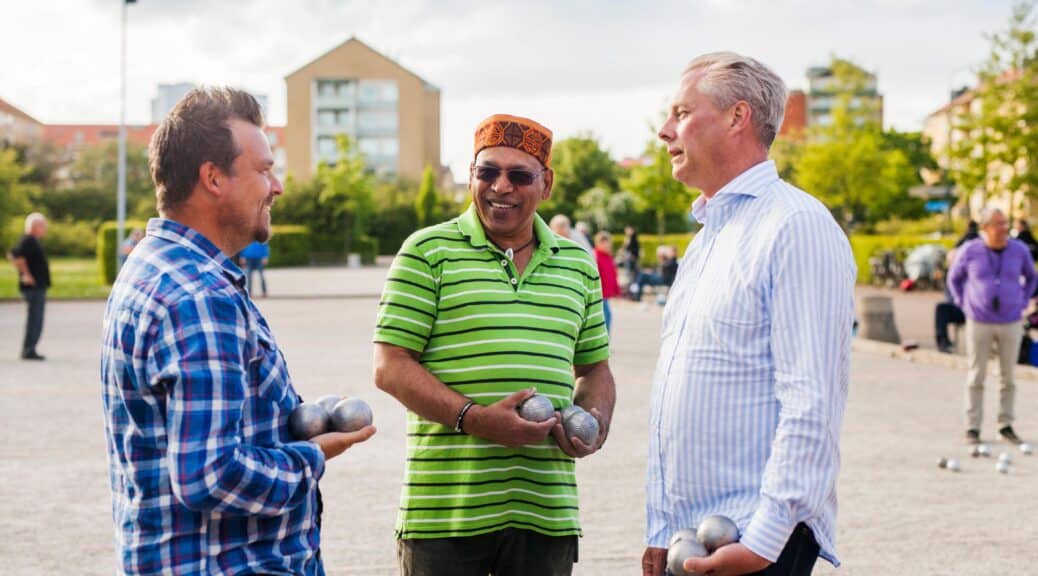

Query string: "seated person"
[[630, 245, 679, 302]]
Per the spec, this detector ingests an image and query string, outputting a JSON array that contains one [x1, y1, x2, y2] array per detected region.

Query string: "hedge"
[[3, 218, 98, 258], [98, 221, 314, 284], [97, 220, 149, 285], [612, 233, 695, 268], [266, 225, 311, 267], [353, 235, 379, 265]]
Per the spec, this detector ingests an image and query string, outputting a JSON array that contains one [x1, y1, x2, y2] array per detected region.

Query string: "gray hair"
[[24, 212, 46, 233], [549, 214, 572, 233], [978, 207, 1006, 227], [684, 52, 788, 148]]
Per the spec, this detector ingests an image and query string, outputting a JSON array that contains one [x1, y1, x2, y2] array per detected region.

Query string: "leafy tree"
[[54, 141, 155, 221], [880, 130, 939, 184], [0, 147, 33, 240], [415, 165, 439, 227], [316, 135, 375, 255], [542, 134, 618, 218], [793, 57, 921, 229], [621, 139, 694, 235], [949, 0, 1038, 210]]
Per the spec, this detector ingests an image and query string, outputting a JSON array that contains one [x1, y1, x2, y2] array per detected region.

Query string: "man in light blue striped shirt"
[[643, 53, 856, 576]]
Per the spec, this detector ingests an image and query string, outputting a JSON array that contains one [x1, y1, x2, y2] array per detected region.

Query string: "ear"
[[541, 168, 554, 201], [197, 161, 225, 198], [729, 101, 753, 134]]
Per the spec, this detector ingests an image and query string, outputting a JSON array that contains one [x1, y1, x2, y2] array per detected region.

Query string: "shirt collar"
[[456, 204, 560, 255], [146, 217, 246, 287], [690, 159, 779, 225]]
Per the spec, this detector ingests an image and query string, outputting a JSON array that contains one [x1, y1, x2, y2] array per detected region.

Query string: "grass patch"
[[0, 258, 110, 300]]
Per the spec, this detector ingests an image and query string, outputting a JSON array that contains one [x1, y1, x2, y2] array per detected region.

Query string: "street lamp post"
[[116, 0, 134, 271]]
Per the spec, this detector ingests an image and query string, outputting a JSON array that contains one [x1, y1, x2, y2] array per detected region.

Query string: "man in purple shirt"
[[948, 207, 1036, 446]]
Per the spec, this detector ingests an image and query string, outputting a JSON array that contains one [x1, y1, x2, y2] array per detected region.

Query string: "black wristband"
[[455, 400, 476, 433]]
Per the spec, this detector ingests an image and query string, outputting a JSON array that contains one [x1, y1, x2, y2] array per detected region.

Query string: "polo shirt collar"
[[456, 204, 560, 255]]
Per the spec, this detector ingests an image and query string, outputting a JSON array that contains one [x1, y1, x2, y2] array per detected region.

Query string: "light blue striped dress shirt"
[[645, 160, 855, 567]]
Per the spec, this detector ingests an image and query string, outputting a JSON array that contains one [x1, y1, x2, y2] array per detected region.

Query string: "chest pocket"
[[248, 325, 289, 406]]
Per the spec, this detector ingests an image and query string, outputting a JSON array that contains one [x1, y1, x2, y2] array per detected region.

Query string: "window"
[[318, 110, 336, 127], [318, 136, 337, 156]]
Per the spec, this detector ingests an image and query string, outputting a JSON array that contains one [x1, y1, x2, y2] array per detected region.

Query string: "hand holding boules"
[[552, 405, 603, 458], [463, 389, 556, 448], [329, 397, 374, 432]]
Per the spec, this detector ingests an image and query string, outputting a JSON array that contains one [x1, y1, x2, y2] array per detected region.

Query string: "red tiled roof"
[[42, 124, 158, 148], [0, 97, 42, 124]]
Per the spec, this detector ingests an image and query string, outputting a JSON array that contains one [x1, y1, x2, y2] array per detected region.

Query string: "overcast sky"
[[2, 0, 1019, 178]]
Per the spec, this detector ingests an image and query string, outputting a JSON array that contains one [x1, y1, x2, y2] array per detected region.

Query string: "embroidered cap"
[[473, 114, 553, 168]]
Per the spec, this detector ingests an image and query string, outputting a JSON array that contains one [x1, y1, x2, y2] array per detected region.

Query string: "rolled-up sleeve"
[[741, 210, 855, 563]]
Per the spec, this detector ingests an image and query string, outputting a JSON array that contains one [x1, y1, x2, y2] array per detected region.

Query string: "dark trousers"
[[245, 259, 267, 297], [398, 529, 578, 576], [935, 302, 966, 347], [746, 523, 820, 576], [21, 288, 46, 355]]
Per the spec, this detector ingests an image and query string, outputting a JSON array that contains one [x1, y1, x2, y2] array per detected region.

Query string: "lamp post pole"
[[116, 0, 130, 270]]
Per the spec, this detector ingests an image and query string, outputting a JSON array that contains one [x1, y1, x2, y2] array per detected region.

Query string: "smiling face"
[[657, 70, 734, 195], [218, 118, 283, 252], [470, 146, 553, 245]]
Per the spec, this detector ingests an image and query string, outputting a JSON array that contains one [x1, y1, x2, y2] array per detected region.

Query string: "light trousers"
[[964, 319, 1022, 430]]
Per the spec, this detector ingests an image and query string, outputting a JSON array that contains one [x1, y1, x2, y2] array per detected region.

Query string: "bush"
[[353, 235, 379, 265], [97, 220, 149, 284], [3, 218, 97, 258], [267, 225, 311, 267]]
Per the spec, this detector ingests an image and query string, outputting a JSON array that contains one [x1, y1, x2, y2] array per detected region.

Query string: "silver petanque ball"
[[696, 514, 740, 553], [946, 458, 961, 472], [329, 397, 374, 433], [563, 409, 600, 446], [667, 537, 707, 576], [977, 444, 991, 457], [560, 404, 584, 424], [314, 394, 341, 413], [999, 451, 1013, 464], [1021, 443, 1034, 455], [996, 460, 1010, 474], [668, 528, 698, 548], [518, 394, 555, 422], [288, 403, 330, 440]]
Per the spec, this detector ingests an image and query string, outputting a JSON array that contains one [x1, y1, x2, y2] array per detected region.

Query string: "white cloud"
[[0, 0, 1022, 178]]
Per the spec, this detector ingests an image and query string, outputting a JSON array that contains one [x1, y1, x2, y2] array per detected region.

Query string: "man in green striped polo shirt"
[[374, 113, 617, 576]]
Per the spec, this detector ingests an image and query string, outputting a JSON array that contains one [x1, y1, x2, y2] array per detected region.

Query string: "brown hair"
[[149, 86, 263, 214]]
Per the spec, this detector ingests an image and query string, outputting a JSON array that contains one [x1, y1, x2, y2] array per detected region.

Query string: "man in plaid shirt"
[[100, 87, 375, 575]]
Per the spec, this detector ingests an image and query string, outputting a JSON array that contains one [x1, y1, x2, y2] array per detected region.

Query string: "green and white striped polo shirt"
[[374, 205, 610, 540]]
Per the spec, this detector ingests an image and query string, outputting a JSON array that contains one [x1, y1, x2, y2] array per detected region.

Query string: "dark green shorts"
[[397, 528, 578, 576]]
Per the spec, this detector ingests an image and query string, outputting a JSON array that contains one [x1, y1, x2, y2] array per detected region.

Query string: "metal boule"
[[329, 397, 374, 433], [563, 409, 599, 446], [288, 403, 330, 440], [667, 537, 707, 576], [668, 528, 698, 548], [314, 394, 341, 413], [518, 394, 555, 422], [696, 514, 740, 553]]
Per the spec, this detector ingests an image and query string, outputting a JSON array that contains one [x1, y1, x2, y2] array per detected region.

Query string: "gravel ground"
[[1, 283, 1035, 575]]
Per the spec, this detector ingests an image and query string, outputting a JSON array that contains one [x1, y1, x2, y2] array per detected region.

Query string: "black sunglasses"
[[473, 164, 544, 187]]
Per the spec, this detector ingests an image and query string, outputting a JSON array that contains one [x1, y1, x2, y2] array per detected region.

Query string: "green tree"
[[793, 57, 921, 229], [543, 134, 618, 218], [621, 139, 694, 236], [0, 147, 33, 241], [316, 135, 375, 255], [415, 165, 439, 227], [55, 141, 155, 221], [949, 0, 1038, 210]]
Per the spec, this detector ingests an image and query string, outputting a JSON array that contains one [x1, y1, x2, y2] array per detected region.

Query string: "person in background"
[[8, 212, 50, 361], [550, 213, 593, 253], [574, 221, 595, 251], [630, 244, 679, 304], [620, 225, 640, 282], [120, 228, 145, 257], [948, 207, 1036, 447], [1012, 218, 1038, 263], [239, 239, 270, 298], [594, 231, 621, 332]]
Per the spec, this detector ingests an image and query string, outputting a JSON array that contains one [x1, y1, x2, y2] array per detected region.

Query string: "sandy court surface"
[[1, 292, 1035, 575]]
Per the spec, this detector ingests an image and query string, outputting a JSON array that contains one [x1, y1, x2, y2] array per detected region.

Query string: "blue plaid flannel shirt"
[[101, 218, 326, 575]]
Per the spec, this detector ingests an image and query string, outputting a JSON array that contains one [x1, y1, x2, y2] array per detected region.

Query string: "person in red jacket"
[[594, 231, 621, 332]]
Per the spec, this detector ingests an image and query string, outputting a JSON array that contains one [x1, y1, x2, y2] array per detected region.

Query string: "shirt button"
[[510, 278, 518, 285], [501, 259, 508, 266]]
